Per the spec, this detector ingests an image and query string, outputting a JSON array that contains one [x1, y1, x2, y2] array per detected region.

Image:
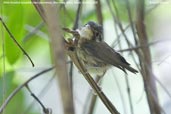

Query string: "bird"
[[73, 21, 138, 75]]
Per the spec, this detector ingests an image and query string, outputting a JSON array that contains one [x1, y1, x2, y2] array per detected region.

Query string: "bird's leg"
[[63, 27, 80, 51], [64, 38, 76, 51], [96, 70, 107, 85], [63, 28, 80, 51], [62, 27, 80, 40]]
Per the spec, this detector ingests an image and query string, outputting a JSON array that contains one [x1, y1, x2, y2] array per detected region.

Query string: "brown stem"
[[68, 50, 120, 114], [95, 0, 103, 25], [136, 0, 162, 114], [43, 2, 75, 114], [72, 0, 82, 30]]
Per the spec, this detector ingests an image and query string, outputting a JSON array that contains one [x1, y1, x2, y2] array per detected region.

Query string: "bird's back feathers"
[[81, 41, 138, 74]]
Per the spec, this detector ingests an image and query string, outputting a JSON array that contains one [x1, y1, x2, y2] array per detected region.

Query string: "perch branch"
[[136, 0, 162, 113], [67, 50, 120, 114]]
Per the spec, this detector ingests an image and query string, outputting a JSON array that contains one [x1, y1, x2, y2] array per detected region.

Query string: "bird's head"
[[77, 21, 103, 42]]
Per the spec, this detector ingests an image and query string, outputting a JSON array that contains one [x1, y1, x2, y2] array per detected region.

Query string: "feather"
[[81, 41, 138, 74]]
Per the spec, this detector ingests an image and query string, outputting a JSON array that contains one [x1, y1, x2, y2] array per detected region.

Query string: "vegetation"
[[1, 0, 171, 114]]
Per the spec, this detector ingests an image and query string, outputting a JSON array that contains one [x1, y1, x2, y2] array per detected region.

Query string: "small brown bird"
[[73, 21, 138, 75]]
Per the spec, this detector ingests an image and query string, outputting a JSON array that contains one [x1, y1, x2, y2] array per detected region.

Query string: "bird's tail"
[[123, 65, 138, 74]]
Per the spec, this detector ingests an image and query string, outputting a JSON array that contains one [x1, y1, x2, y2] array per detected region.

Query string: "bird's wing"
[[81, 41, 128, 65], [81, 41, 138, 74]]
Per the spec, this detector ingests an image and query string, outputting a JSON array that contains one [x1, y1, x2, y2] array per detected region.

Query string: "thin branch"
[[0, 67, 54, 114], [31, 0, 46, 23], [107, 0, 139, 56], [69, 0, 82, 100], [1, 11, 6, 114], [95, 0, 103, 25], [95, 0, 104, 41], [108, 1, 140, 113], [25, 85, 52, 114], [112, 72, 127, 114], [85, 77, 101, 114], [67, 50, 120, 114], [72, 0, 82, 30], [125, 74, 134, 114], [136, 0, 162, 113], [0, 17, 35, 67], [154, 76, 171, 100], [22, 74, 55, 114], [157, 55, 171, 65], [111, 0, 164, 48], [23, 21, 45, 42], [83, 1, 105, 113], [146, 0, 167, 15], [111, 24, 130, 48], [111, 0, 141, 72], [117, 39, 170, 52], [125, 0, 137, 45]]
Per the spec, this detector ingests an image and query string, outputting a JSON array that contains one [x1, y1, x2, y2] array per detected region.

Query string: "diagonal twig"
[[0, 17, 34, 67], [0, 67, 54, 114], [67, 50, 120, 114], [25, 84, 52, 114]]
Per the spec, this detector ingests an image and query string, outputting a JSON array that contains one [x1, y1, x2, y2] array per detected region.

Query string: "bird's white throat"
[[76, 24, 93, 40]]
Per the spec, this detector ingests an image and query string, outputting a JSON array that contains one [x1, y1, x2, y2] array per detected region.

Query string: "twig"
[[67, 50, 120, 114], [23, 21, 45, 42], [25, 85, 51, 114], [95, 0, 103, 26], [0, 17, 34, 67], [157, 55, 171, 65], [72, 0, 82, 30], [107, 0, 138, 55], [84, 1, 104, 111], [154, 76, 171, 100], [31, 0, 46, 23], [111, 24, 130, 48], [125, 74, 134, 114], [108, 1, 138, 113], [0, 67, 54, 114], [85, 77, 101, 114], [136, 0, 162, 113], [125, 0, 137, 45], [107, 2, 127, 111], [70, 0, 82, 103], [95, 0, 104, 41], [1, 14, 6, 114], [117, 39, 170, 52], [111, 0, 164, 48], [146, 0, 166, 15], [22, 74, 55, 114], [69, 60, 74, 96], [112, 72, 127, 114]]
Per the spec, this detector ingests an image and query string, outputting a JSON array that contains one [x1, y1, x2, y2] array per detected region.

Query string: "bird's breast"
[[76, 47, 110, 76]]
